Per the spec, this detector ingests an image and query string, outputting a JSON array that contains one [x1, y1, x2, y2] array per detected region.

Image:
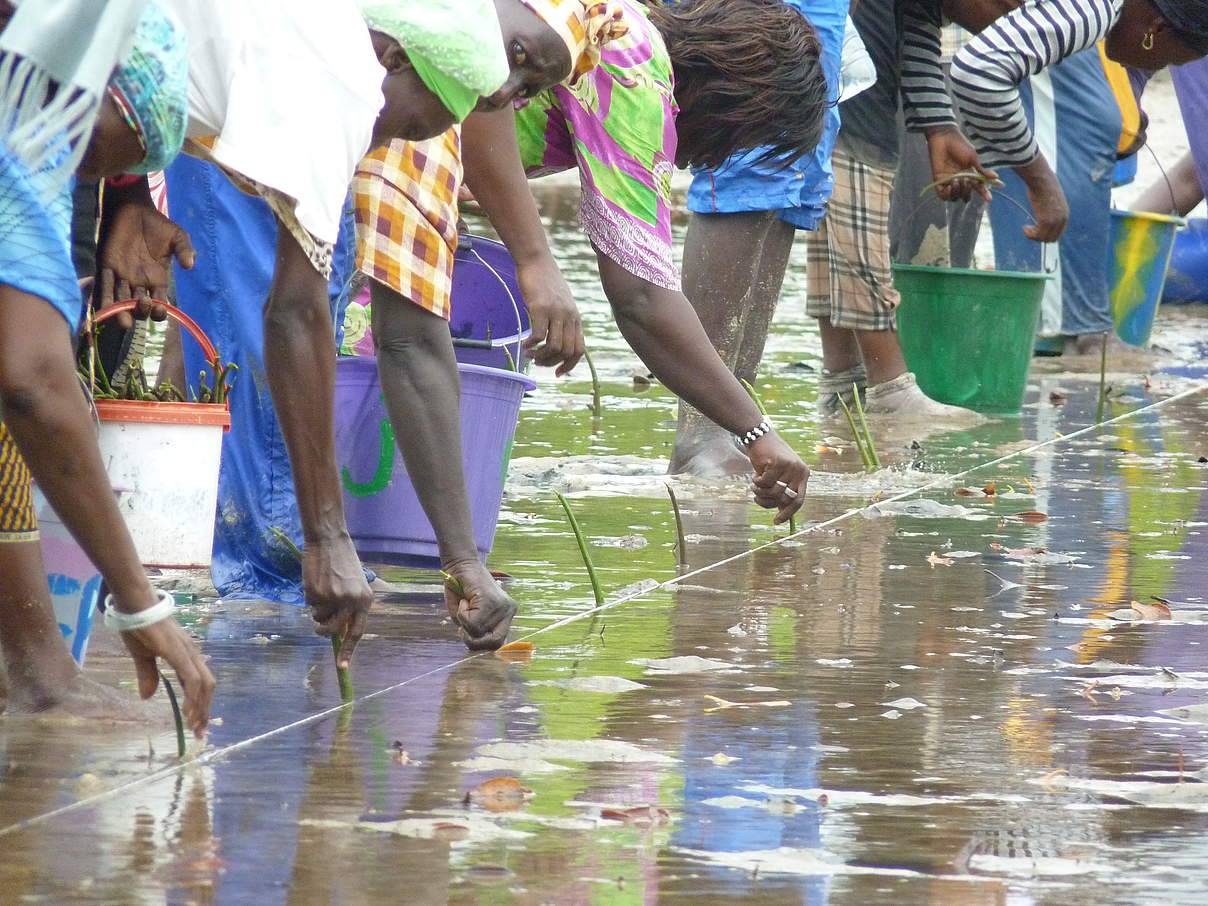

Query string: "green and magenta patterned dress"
[[514, 0, 680, 290]]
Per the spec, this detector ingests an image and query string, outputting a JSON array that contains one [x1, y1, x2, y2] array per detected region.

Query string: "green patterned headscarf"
[[109, 2, 188, 174], [359, 0, 509, 121]]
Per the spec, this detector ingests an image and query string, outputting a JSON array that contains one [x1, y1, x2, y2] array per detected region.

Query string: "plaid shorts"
[[0, 421, 38, 543], [805, 147, 900, 332], [352, 129, 461, 320]]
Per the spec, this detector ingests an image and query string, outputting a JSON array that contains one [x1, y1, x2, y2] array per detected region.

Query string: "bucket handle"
[[458, 234, 527, 368], [91, 300, 231, 407], [901, 187, 1055, 275], [93, 300, 220, 366]]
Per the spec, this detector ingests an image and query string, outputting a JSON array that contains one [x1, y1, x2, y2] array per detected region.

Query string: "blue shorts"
[[0, 143, 82, 331], [686, 0, 847, 230]]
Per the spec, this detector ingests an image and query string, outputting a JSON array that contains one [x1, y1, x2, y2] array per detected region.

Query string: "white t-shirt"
[[159, 0, 384, 245]]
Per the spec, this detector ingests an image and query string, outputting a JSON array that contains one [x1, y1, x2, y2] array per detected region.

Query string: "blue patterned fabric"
[[167, 155, 358, 603], [685, 0, 847, 230], [0, 141, 82, 330], [112, 1, 189, 174]]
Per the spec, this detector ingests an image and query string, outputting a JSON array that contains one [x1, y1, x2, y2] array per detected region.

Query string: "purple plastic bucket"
[[334, 356, 535, 568], [450, 235, 531, 371]]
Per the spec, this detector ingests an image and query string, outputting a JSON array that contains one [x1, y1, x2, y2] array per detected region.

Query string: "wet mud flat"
[[5, 339, 1208, 904]]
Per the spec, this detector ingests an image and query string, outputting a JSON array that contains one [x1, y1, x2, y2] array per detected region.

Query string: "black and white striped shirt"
[[903, 0, 1123, 169]]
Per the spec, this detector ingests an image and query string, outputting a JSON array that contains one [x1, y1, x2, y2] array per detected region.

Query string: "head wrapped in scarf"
[[519, 0, 629, 86], [359, 0, 509, 122], [108, 1, 189, 175], [1152, 0, 1208, 55]]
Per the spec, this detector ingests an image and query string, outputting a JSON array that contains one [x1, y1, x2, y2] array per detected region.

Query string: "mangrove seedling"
[[269, 526, 353, 701], [160, 671, 187, 758], [838, 384, 881, 471], [554, 491, 605, 607], [919, 169, 1005, 198], [740, 377, 769, 416], [1095, 332, 1109, 425], [583, 347, 603, 419], [665, 483, 689, 570]]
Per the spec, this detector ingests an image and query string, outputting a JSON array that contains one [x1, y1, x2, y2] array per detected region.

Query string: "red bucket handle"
[[93, 299, 220, 366]]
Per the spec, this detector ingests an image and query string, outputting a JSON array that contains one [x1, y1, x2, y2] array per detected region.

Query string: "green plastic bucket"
[[894, 264, 1049, 414]]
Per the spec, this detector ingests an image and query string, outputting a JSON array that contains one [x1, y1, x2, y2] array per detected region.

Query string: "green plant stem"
[[331, 636, 355, 703], [1095, 332, 1108, 424], [270, 526, 353, 701], [555, 491, 605, 606], [837, 395, 873, 469], [739, 378, 769, 416], [789, 515, 797, 533], [851, 383, 881, 470], [583, 348, 602, 418], [160, 672, 186, 758], [440, 569, 467, 599], [665, 483, 688, 570]]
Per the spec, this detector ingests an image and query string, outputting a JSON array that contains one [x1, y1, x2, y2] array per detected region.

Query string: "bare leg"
[[671, 211, 792, 476], [0, 538, 146, 717], [155, 318, 187, 389], [852, 329, 909, 386], [732, 219, 797, 384], [370, 283, 516, 650]]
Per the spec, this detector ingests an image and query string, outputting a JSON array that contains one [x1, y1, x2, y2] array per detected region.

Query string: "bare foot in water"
[[4, 672, 153, 723]]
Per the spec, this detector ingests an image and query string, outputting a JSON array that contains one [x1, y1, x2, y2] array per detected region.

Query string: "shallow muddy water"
[[5, 182, 1208, 905]]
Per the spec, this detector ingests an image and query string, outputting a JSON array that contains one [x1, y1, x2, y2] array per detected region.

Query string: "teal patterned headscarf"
[[109, 2, 188, 174]]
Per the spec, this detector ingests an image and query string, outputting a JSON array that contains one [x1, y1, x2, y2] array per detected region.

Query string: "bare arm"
[[595, 252, 807, 523], [263, 227, 373, 664], [461, 108, 584, 375]]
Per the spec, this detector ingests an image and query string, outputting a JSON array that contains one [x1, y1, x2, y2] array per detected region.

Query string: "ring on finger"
[[783, 486, 799, 500]]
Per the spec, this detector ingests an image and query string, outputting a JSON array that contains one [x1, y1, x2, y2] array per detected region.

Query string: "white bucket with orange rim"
[[92, 302, 231, 569]]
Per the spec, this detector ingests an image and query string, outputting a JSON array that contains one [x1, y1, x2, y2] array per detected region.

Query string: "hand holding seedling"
[[922, 125, 1000, 203], [442, 560, 518, 651], [304, 536, 374, 669], [746, 431, 809, 524], [120, 617, 215, 739]]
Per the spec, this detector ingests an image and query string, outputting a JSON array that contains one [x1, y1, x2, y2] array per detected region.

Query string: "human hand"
[[516, 255, 584, 376], [442, 559, 518, 651], [1016, 155, 1069, 243], [304, 534, 374, 669], [924, 125, 1000, 203], [746, 431, 809, 524], [121, 617, 216, 738], [98, 202, 196, 327]]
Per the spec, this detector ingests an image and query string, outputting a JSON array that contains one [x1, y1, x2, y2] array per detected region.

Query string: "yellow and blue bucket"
[[1109, 209, 1185, 347]]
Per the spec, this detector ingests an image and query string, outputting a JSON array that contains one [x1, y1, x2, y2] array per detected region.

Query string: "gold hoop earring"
[[1142, 31, 1155, 50]]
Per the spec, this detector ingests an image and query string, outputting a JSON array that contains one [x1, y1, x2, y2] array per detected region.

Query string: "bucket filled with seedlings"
[[85, 301, 233, 568]]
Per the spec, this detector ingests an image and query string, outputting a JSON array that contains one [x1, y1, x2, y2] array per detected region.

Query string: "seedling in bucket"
[[554, 491, 605, 607], [270, 526, 354, 702]]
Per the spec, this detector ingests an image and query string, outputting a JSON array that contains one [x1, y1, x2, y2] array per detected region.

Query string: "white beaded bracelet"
[[100, 589, 176, 632], [735, 417, 773, 448]]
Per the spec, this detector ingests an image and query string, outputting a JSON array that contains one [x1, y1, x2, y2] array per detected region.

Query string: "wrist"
[[734, 416, 773, 449]]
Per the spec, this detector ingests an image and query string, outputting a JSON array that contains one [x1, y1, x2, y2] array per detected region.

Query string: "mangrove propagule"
[[269, 526, 353, 702], [554, 491, 605, 607]]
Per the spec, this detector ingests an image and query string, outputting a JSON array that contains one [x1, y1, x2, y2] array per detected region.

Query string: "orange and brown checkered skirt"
[[0, 421, 38, 542], [352, 129, 462, 320]]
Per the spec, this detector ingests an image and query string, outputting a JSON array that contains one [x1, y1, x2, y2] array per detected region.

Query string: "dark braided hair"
[[646, 0, 831, 170]]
